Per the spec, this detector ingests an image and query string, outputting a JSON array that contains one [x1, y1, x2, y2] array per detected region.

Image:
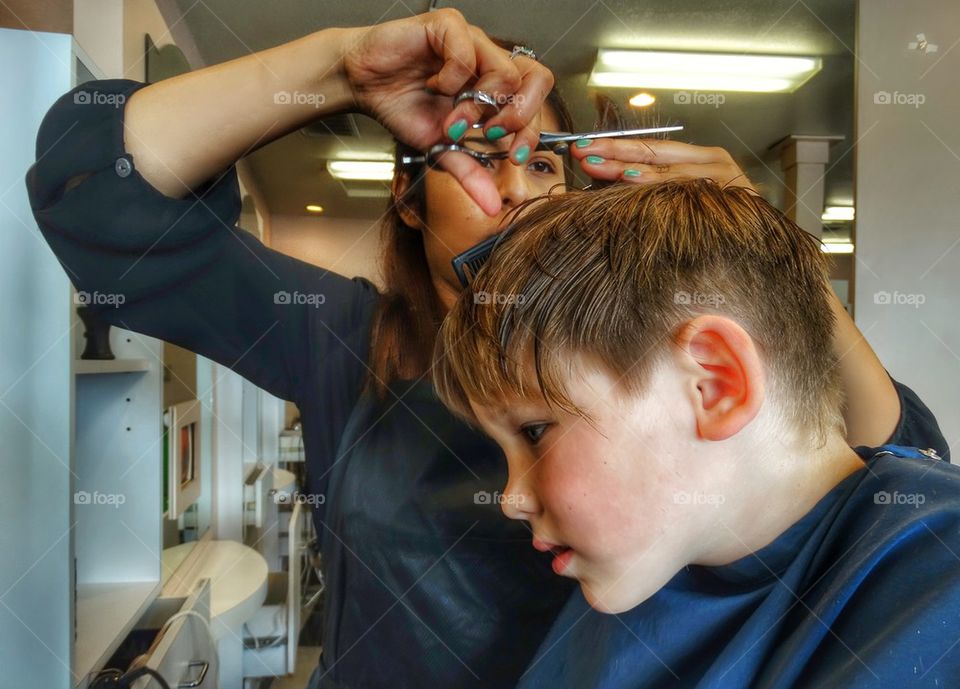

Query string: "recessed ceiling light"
[[305, 204, 324, 213], [629, 92, 656, 107], [589, 50, 822, 93]]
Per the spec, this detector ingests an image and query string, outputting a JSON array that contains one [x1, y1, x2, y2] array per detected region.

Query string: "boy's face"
[[470, 354, 720, 614]]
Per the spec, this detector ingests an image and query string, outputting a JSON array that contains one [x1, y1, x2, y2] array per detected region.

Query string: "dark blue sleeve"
[[883, 374, 950, 462], [25, 78, 379, 405]]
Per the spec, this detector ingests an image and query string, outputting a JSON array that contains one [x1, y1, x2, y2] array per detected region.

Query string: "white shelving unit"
[[0, 29, 167, 689], [71, 307, 164, 686]]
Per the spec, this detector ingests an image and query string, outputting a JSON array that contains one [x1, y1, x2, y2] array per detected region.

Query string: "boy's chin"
[[579, 577, 652, 615], [579, 558, 684, 614]]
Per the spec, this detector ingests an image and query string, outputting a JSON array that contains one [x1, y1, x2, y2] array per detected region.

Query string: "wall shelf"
[[73, 581, 160, 683], [74, 359, 151, 375]]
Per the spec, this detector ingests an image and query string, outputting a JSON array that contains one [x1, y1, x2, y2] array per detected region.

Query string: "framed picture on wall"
[[165, 400, 201, 519]]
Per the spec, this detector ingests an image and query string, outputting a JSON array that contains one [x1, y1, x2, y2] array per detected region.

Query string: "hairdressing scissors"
[[400, 90, 684, 168]]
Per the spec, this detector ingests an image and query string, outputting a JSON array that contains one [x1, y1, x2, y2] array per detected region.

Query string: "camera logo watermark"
[[673, 490, 726, 507], [74, 90, 126, 108], [273, 490, 326, 506], [874, 490, 925, 508], [873, 290, 925, 308], [674, 290, 725, 307], [75, 291, 126, 308], [474, 291, 526, 305], [273, 90, 327, 108], [274, 291, 326, 307], [674, 91, 725, 108], [474, 490, 526, 506], [74, 491, 126, 508], [873, 91, 925, 108]]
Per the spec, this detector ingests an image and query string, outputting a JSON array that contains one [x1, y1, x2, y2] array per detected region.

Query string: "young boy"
[[433, 180, 960, 688]]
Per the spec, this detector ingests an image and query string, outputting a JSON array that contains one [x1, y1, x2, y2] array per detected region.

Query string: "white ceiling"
[[159, 0, 856, 217]]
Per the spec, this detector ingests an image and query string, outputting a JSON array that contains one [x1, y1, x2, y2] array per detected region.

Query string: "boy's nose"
[[500, 469, 540, 520]]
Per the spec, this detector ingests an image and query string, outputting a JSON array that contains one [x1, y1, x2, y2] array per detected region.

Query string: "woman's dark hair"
[[364, 39, 576, 399]]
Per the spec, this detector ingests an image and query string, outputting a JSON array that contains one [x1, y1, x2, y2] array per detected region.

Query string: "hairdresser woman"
[[26, 9, 947, 689]]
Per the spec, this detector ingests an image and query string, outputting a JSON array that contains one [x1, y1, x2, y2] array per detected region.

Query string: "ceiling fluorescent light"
[[589, 50, 822, 93], [327, 160, 394, 181], [821, 242, 854, 254], [821, 206, 855, 222]]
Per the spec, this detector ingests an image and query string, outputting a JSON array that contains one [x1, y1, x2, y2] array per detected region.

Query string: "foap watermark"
[[74, 490, 126, 508], [473, 290, 526, 306], [873, 290, 925, 308], [75, 290, 126, 308], [273, 90, 327, 108], [873, 91, 926, 108], [673, 490, 726, 507], [471, 91, 526, 108], [273, 490, 326, 506], [674, 290, 725, 307], [674, 91, 726, 108], [274, 290, 326, 307], [874, 490, 925, 508], [74, 90, 126, 108], [474, 490, 526, 506]]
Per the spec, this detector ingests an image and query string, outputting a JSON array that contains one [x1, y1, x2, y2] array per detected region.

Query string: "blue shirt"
[[520, 446, 960, 688]]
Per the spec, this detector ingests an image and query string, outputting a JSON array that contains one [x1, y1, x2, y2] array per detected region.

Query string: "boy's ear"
[[392, 170, 425, 231], [674, 315, 765, 441]]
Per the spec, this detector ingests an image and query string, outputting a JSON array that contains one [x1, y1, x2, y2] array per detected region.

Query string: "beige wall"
[[269, 213, 386, 287], [855, 0, 959, 447], [0, 0, 72, 33], [270, 213, 385, 430], [72, 0, 173, 80], [123, 0, 172, 81]]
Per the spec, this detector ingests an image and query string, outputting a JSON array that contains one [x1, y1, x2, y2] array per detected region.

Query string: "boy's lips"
[[532, 535, 575, 575]]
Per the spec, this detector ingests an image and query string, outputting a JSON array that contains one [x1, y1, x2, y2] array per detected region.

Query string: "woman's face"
[[411, 105, 567, 312]]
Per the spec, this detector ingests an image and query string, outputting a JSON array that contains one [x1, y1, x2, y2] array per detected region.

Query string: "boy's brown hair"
[[433, 179, 845, 444]]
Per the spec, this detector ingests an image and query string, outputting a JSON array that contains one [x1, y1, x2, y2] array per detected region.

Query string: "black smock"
[[26, 79, 575, 689]]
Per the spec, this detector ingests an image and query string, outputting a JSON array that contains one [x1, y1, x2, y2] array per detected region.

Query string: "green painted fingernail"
[[447, 119, 468, 141], [486, 125, 507, 141], [575, 138, 593, 148], [586, 155, 605, 164], [624, 169, 641, 177], [514, 144, 530, 163]]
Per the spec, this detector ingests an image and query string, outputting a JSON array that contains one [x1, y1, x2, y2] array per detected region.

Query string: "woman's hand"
[[340, 9, 554, 215], [571, 138, 757, 192]]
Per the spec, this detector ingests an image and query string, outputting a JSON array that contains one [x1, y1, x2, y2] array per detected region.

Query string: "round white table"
[[161, 540, 269, 687]]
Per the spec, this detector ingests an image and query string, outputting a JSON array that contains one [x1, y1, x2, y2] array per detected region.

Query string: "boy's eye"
[[520, 422, 551, 445]]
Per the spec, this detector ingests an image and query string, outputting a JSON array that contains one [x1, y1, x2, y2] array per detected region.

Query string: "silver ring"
[[454, 90, 501, 113], [510, 45, 538, 61]]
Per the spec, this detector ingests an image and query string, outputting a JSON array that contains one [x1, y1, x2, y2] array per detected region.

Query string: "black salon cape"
[[519, 449, 960, 689], [26, 79, 575, 689], [26, 79, 952, 689]]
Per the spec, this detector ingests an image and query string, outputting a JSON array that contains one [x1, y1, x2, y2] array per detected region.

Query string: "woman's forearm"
[[829, 289, 900, 447], [123, 27, 355, 199]]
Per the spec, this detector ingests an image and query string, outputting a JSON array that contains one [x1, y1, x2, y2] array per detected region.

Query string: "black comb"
[[451, 231, 504, 288]]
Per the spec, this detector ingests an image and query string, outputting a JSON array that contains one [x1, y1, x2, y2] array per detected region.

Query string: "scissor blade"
[[539, 125, 684, 146]]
